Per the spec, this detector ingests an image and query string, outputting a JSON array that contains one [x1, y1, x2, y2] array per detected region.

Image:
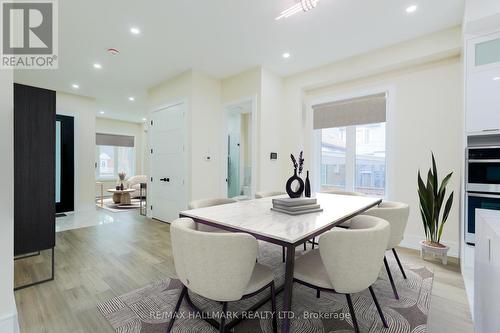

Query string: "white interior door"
[[150, 103, 186, 222]]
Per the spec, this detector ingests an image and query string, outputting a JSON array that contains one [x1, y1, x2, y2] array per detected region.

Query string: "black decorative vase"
[[304, 170, 311, 197], [286, 169, 305, 198]]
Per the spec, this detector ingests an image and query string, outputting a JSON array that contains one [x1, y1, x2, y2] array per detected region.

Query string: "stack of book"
[[271, 197, 323, 215]]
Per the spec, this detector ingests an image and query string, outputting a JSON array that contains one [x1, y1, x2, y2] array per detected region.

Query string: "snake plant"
[[417, 153, 454, 246]]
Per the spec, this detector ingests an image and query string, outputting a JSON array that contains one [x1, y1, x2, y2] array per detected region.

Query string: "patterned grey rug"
[[97, 243, 433, 332]]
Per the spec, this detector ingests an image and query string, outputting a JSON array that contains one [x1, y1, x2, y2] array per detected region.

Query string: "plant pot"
[[420, 240, 450, 265]]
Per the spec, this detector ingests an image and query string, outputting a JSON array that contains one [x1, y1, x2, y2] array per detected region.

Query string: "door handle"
[[160, 178, 170, 182]]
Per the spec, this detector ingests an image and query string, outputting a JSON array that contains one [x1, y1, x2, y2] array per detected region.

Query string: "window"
[[95, 133, 135, 180], [320, 127, 346, 191], [319, 123, 386, 196], [313, 93, 387, 197]]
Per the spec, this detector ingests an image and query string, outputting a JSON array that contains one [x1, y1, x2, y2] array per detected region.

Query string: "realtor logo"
[[1, 0, 58, 69]]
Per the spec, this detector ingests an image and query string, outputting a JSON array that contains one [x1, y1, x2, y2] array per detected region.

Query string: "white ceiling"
[[14, 0, 465, 123]]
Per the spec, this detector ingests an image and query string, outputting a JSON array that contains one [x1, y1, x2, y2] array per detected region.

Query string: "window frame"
[[311, 87, 393, 199]]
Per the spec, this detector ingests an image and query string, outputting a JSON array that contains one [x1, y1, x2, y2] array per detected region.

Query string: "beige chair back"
[[255, 191, 286, 199], [321, 189, 366, 196], [319, 215, 390, 294], [363, 201, 409, 249], [170, 218, 258, 302], [188, 198, 236, 209]]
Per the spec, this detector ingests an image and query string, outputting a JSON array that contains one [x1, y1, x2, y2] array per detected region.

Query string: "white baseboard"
[[400, 234, 460, 258], [0, 303, 19, 333]]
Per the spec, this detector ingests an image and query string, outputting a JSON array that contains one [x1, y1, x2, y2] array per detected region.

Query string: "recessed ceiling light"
[[99, 110, 105, 114], [282, 52, 291, 59], [406, 4, 418, 13], [493, 77, 500, 81], [128, 96, 135, 101], [130, 27, 141, 35], [93, 63, 102, 69], [142, 118, 147, 121], [71, 83, 79, 89]]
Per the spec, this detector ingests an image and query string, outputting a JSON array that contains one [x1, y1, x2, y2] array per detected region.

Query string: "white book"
[[271, 207, 323, 215], [272, 197, 317, 207]]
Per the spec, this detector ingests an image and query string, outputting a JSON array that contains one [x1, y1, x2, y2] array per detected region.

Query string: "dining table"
[[179, 192, 382, 333]]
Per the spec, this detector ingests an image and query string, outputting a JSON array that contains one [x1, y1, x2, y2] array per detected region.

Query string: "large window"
[[314, 93, 387, 197], [95, 133, 135, 180], [319, 123, 386, 196]]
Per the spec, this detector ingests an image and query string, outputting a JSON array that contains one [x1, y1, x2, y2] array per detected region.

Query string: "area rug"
[[96, 198, 142, 213], [97, 243, 433, 332]]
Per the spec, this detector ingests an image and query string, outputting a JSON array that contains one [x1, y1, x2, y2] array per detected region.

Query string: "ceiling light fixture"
[[128, 96, 135, 101], [99, 110, 105, 114], [276, 0, 319, 20], [493, 77, 500, 81], [282, 52, 291, 59], [71, 83, 79, 89], [142, 118, 147, 121], [130, 27, 141, 35], [406, 4, 418, 13], [93, 63, 102, 69]]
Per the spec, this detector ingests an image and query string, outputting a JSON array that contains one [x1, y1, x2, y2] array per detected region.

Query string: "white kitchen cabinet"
[[474, 209, 500, 333], [466, 67, 500, 134], [466, 31, 500, 134]]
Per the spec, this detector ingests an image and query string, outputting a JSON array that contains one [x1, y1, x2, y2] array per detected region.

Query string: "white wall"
[[0, 71, 19, 333], [56, 92, 97, 212], [95, 117, 147, 195], [260, 69, 285, 191], [281, 27, 463, 256], [306, 57, 463, 256], [148, 70, 223, 204]]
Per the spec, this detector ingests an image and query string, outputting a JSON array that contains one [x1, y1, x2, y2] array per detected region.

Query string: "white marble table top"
[[180, 193, 382, 244]]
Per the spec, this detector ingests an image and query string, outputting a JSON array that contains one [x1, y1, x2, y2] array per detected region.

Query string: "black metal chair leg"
[[166, 286, 187, 333], [270, 282, 278, 333], [392, 248, 407, 279], [345, 294, 360, 333], [384, 256, 399, 300], [311, 237, 315, 249], [282, 247, 286, 262], [316, 289, 320, 298], [369, 286, 388, 328], [303, 242, 307, 251], [219, 302, 228, 333]]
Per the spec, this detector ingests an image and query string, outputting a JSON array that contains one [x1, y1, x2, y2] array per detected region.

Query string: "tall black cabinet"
[[14, 83, 56, 289]]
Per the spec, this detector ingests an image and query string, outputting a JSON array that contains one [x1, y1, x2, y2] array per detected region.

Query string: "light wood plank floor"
[[14, 210, 474, 333]]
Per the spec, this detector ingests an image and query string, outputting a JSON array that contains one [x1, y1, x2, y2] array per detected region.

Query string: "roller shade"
[[312, 93, 386, 129], [96, 133, 134, 147]]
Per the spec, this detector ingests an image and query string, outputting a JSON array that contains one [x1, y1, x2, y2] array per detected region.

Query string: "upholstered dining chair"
[[321, 189, 366, 197], [311, 190, 367, 247], [253, 191, 291, 262], [188, 198, 237, 232], [167, 218, 278, 333], [362, 201, 410, 300], [255, 191, 286, 199], [293, 215, 391, 333]]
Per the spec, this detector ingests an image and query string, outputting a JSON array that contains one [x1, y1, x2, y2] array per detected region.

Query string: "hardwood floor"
[[14, 209, 473, 333]]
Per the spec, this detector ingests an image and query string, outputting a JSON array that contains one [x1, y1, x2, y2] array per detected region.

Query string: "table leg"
[[121, 193, 132, 205], [281, 244, 295, 333]]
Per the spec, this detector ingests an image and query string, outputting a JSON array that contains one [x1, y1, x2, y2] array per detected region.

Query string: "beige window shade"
[[96, 133, 134, 147], [312, 93, 386, 129]]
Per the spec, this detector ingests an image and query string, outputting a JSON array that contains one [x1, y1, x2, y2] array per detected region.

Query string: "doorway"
[[149, 102, 187, 222], [225, 99, 254, 199], [55, 115, 74, 213]]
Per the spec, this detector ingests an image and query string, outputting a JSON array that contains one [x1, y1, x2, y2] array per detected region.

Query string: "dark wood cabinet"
[[14, 83, 56, 256]]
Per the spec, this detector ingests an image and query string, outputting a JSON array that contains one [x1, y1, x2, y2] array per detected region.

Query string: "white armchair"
[[127, 175, 147, 198]]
